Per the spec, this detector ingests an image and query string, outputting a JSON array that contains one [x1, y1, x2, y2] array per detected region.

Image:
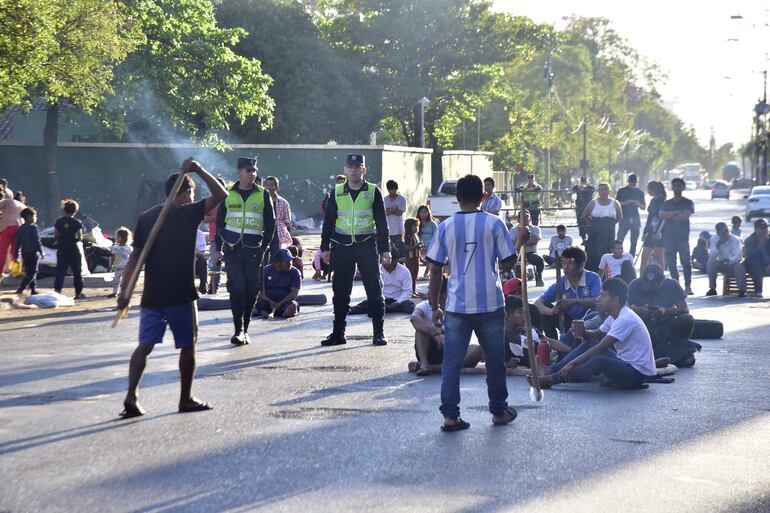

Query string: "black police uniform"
[[216, 158, 275, 345], [320, 154, 390, 346]]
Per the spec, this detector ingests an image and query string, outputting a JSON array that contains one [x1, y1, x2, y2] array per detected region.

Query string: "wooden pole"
[[519, 197, 543, 401], [555, 256, 565, 334], [111, 169, 189, 328]]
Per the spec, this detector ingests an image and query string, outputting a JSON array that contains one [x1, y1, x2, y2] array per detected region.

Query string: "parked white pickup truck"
[[427, 179, 511, 222], [426, 180, 460, 221]]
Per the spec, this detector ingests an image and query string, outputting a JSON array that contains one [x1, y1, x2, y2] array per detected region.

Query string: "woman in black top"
[[640, 180, 666, 273]]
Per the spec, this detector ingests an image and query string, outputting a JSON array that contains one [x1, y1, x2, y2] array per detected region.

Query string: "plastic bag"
[[9, 260, 23, 278], [25, 292, 75, 308]]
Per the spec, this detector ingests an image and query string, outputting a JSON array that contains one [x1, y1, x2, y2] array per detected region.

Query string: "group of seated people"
[[408, 245, 697, 389], [692, 217, 770, 298]]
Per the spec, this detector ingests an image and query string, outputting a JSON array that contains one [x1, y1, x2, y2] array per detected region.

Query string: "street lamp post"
[[419, 97, 430, 148]]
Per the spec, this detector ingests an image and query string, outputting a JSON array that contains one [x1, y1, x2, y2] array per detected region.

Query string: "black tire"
[[197, 294, 230, 311], [692, 319, 723, 339], [297, 294, 327, 306]]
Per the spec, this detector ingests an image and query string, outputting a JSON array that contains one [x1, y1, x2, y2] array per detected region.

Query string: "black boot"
[[372, 318, 388, 346], [231, 315, 245, 346], [321, 321, 347, 346]]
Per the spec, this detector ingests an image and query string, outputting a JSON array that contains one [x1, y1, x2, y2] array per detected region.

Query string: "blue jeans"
[[441, 308, 508, 419], [550, 339, 646, 389]]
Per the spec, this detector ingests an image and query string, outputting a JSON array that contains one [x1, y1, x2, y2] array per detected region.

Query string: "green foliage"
[[318, 0, 547, 147], [102, 0, 274, 148], [215, 0, 379, 144], [0, 0, 141, 111]]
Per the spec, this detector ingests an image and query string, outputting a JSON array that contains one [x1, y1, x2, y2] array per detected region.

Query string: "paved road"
[[3, 188, 770, 513]]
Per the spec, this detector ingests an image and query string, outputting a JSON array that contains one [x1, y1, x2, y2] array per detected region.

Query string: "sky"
[[492, 0, 770, 149]]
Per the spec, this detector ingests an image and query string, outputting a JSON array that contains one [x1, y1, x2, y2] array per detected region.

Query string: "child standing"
[[14, 207, 43, 295], [417, 205, 438, 277], [403, 218, 421, 295], [287, 244, 304, 279], [54, 199, 85, 299], [109, 227, 133, 298]]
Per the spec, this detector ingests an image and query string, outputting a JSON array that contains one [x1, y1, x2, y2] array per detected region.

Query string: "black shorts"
[[254, 300, 299, 316], [415, 339, 443, 366], [642, 237, 664, 248]]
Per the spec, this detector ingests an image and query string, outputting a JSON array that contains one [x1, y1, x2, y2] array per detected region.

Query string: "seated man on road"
[[706, 222, 746, 297], [509, 210, 544, 286], [254, 248, 301, 319], [504, 295, 572, 369], [350, 258, 415, 314], [598, 240, 636, 283], [534, 245, 602, 339], [529, 278, 657, 390], [627, 263, 695, 366], [742, 218, 770, 298], [408, 276, 483, 376], [543, 224, 573, 266]]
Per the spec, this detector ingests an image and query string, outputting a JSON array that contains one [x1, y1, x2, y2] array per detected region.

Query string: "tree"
[[0, 0, 56, 109], [103, 0, 274, 148], [318, 0, 547, 148], [215, 0, 380, 144], [0, 0, 141, 222]]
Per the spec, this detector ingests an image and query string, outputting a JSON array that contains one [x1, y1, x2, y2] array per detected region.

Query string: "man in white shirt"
[[543, 224, 573, 266], [598, 240, 636, 283], [384, 180, 407, 246], [409, 276, 483, 376], [509, 209, 544, 286], [706, 221, 746, 297], [481, 177, 502, 216], [528, 277, 656, 390], [350, 259, 415, 314]]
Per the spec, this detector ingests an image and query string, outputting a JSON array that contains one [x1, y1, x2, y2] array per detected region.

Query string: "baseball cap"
[[755, 218, 768, 228], [237, 157, 258, 170], [275, 248, 292, 262], [503, 277, 522, 296], [346, 154, 365, 167]]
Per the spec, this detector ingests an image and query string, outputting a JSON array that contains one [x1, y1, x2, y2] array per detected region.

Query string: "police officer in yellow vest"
[[215, 157, 275, 346], [320, 154, 390, 346], [515, 173, 543, 226]]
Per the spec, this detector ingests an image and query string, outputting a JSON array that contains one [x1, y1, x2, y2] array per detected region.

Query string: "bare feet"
[[526, 373, 553, 389], [655, 357, 671, 368], [408, 361, 419, 373]]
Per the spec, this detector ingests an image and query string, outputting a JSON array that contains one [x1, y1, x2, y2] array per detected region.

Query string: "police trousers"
[[331, 238, 384, 322]]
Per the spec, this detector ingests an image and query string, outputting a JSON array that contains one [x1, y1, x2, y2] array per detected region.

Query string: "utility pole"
[[477, 106, 481, 150], [544, 49, 554, 208], [580, 120, 589, 180]]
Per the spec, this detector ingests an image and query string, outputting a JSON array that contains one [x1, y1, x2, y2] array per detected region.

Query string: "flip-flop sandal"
[[441, 418, 470, 432], [178, 401, 214, 413], [492, 406, 517, 426], [119, 401, 145, 419], [416, 366, 431, 376]]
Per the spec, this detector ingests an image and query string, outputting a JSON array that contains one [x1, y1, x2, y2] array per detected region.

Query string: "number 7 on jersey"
[[463, 242, 477, 275]]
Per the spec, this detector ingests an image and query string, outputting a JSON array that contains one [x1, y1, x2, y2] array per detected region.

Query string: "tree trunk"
[[43, 101, 60, 225]]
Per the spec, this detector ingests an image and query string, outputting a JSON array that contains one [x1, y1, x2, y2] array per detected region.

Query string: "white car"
[[745, 186, 770, 221]]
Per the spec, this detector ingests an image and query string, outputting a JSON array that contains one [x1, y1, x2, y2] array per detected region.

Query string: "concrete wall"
[[441, 150, 494, 180], [0, 142, 497, 230], [381, 147, 433, 216]]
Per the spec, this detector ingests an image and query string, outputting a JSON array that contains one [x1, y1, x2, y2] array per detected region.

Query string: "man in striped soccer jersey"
[[425, 174, 519, 432]]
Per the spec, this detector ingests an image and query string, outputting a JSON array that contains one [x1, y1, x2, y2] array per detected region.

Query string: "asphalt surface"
[[2, 188, 770, 513]]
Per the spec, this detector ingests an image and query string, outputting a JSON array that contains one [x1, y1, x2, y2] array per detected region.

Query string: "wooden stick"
[[111, 169, 189, 328], [519, 199, 543, 401], [555, 256, 565, 334]]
